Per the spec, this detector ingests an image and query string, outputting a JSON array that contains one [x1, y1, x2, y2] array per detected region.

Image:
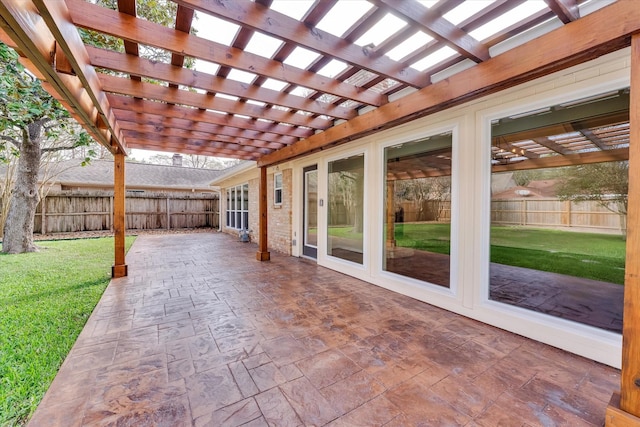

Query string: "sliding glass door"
[[327, 154, 365, 264]]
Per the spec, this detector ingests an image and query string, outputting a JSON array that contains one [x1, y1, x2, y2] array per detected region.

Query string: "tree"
[[0, 145, 18, 237], [1, 0, 191, 253], [556, 161, 628, 237], [0, 43, 94, 253]]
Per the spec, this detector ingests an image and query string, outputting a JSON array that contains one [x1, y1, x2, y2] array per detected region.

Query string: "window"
[[383, 132, 453, 288], [488, 89, 628, 333], [226, 183, 249, 230], [274, 172, 283, 205]]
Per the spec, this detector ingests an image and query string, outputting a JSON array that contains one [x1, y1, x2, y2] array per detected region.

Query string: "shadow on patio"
[[29, 232, 619, 426]]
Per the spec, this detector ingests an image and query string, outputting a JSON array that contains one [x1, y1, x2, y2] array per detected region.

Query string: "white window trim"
[[375, 123, 461, 301], [274, 172, 283, 206], [475, 76, 629, 368], [226, 183, 249, 230]]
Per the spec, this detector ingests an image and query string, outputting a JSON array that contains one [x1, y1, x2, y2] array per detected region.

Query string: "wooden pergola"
[[1, 0, 639, 423]]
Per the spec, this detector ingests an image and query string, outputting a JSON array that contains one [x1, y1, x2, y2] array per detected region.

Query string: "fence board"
[[28, 191, 219, 234]]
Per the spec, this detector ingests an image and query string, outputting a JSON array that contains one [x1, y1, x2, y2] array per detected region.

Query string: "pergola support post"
[[256, 166, 270, 261], [112, 149, 128, 278], [606, 33, 640, 426]]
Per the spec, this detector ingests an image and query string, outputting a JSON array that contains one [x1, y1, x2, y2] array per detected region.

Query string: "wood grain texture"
[[86, 46, 356, 120], [65, 0, 385, 107], [256, 167, 270, 261], [258, 1, 640, 166], [98, 74, 332, 130], [176, 0, 426, 88], [620, 33, 640, 417], [112, 151, 127, 278], [107, 94, 312, 139]]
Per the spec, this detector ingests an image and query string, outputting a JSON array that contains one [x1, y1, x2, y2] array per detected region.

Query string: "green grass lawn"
[[327, 226, 363, 240], [0, 237, 135, 426], [394, 223, 626, 284]]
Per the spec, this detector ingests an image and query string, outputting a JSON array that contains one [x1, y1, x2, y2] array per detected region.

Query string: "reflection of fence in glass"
[[327, 155, 364, 264], [491, 198, 624, 233]]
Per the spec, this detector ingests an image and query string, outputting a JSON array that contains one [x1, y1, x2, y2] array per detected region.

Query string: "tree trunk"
[[2, 123, 42, 253], [353, 171, 364, 234]]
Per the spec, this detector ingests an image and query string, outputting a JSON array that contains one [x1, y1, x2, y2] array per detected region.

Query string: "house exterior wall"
[[216, 48, 631, 367], [267, 168, 292, 255], [217, 164, 293, 254], [248, 177, 259, 242]]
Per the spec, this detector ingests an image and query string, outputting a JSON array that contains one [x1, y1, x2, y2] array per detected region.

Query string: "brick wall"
[[219, 168, 292, 255], [267, 168, 292, 255]]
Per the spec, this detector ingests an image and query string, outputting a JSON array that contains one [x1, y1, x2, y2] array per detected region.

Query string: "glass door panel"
[[327, 154, 365, 264], [303, 165, 318, 258]]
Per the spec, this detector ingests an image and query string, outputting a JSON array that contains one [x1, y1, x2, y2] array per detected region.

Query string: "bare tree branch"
[[0, 134, 21, 149], [42, 145, 83, 153]]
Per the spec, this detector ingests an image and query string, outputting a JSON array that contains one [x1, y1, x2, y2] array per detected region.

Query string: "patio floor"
[[29, 232, 620, 426]]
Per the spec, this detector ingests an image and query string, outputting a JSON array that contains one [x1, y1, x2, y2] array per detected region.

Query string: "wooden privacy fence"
[[27, 191, 219, 234]]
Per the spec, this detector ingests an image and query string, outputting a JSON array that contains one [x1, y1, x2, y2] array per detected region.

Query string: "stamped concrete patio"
[[29, 232, 620, 426]]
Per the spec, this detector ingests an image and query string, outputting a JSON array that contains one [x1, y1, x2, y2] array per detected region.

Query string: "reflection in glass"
[[327, 155, 365, 264], [489, 89, 628, 333], [305, 169, 318, 247], [242, 184, 249, 230], [226, 184, 249, 230], [383, 133, 452, 288]]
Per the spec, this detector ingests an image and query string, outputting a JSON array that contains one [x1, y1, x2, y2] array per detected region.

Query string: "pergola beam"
[[169, 4, 195, 87], [374, 0, 490, 63], [126, 139, 262, 160], [0, 0, 122, 153], [107, 94, 312, 139], [119, 124, 285, 151], [86, 47, 356, 120], [116, 114, 292, 148], [258, 0, 640, 167], [125, 134, 265, 156], [98, 74, 333, 130], [122, 132, 272, 156], [33, 0, 127, 154], [544, 0, 580, 24], [66, 0, 386, 107], [176, 0, 427, 88]]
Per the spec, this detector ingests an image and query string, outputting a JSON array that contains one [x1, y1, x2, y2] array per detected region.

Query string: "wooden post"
[[606, 33, 640, 425], [41, 194, 46, 234], [562, 200, 571, 227], [109, 196, 114, 231], [256, 166, 270, 261], [166, 196, 171, 230], [112, 150, 128, 278]]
